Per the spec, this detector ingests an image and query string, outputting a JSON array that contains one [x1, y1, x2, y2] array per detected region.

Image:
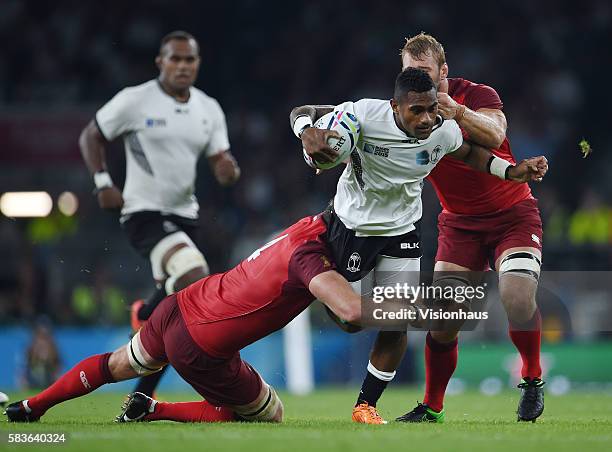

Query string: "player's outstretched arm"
[[208, 150, 241, 186], [308, 270, 362, 326], [450, 141, 548, 183], [79, 120, 124, 210], [290, 105, 341, 166]]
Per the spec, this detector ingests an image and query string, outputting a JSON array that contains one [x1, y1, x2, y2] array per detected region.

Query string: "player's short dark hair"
[[159, 30, 199, 55], [394, 67, 435, 101]]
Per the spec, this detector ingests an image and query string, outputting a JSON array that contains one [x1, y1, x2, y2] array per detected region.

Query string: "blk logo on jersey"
[[347, 252, 361, 273], [145, 118, 167, 128], [400, 242, 419, 250]]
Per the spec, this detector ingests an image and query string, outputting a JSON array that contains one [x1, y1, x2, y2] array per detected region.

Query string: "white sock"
[[367, 361, 396, 382]]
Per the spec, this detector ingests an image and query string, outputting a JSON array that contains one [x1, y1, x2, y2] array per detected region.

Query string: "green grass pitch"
[[1, 388, 611, 451]]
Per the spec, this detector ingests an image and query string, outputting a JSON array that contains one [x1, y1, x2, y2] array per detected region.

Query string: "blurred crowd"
[[0, 0, 610, 325]]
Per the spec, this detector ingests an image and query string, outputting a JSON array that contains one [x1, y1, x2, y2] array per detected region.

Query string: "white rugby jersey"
[[96, 79, 230, 219], [332, 98, 463, 236]]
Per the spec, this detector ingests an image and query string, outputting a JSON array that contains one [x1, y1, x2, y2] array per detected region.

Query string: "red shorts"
[[139, 295, 262, 407], [435, 198, 543, 271]]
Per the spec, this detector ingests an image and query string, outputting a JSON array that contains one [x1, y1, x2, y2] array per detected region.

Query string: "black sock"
[[356, 369, 392, 407], [138, 285, 168, 321], [133, 366, 168, 396]]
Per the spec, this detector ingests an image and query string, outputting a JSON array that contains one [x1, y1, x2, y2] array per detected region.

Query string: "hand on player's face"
[[437, 93, 461, 120], [301, 127, 341, 164], [508, 156, 548, 183]]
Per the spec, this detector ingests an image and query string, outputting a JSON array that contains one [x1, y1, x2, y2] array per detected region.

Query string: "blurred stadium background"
[[0, 0, 611, 396]]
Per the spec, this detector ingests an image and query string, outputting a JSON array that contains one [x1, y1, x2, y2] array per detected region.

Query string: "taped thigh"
[[499, 251, 541, 282], [163, 246, 209, 293], [149, 231, 198, 280], [126, 331, 165, 376]]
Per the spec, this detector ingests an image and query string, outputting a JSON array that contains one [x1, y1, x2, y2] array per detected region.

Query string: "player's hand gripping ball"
[[303, 111, 361, 170]]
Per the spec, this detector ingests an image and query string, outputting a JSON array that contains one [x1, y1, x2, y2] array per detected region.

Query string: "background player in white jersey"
[[290, 68, 547, 424], [78, 30, 240, 397]]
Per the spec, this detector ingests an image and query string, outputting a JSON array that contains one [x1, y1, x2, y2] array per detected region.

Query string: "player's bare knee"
[[499, 281, 537, 324], [502, 294, 537, 324], [108, 347, 136, 381]]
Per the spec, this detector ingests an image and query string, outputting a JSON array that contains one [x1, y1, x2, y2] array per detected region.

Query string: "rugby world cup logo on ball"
[[310, 111, 361, 170]]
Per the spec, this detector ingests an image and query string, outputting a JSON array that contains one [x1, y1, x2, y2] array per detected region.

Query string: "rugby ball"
[[304, 110, 361, 170]]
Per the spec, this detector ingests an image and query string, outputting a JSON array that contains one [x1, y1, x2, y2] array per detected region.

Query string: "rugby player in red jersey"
[[4, 214, 359, 423], [351, 33, 546, 424]]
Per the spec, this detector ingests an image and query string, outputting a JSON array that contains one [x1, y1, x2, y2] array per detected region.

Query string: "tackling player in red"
[[4, 214, 360, 424]]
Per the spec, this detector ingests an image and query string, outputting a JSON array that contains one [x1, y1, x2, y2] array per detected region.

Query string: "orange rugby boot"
[[352, 403, 387, 424]]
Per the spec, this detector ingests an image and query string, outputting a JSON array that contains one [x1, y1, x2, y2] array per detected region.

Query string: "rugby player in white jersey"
[[79, 30, 240, 396], [290, 68, 547, 424]]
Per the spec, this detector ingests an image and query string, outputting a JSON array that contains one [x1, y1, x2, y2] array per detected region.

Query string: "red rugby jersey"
[[176, 214, 335, 358], [428, 78, 532, 215]]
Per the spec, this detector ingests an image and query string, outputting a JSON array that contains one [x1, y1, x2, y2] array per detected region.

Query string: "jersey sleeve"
[[334, 99, 369, 122], [95, 89, 140, 141], [205, 99, 230, 157], [443, 120, 464, 154], [465, 84, 503, 111], [289, 240, 337, 289]]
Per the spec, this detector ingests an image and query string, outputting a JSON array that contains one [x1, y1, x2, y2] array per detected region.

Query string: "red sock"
[[422, 333, 458, 412], [509, 310, 542, 379], [147, 400, 235, 423], [27, 353, 115, 416]]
